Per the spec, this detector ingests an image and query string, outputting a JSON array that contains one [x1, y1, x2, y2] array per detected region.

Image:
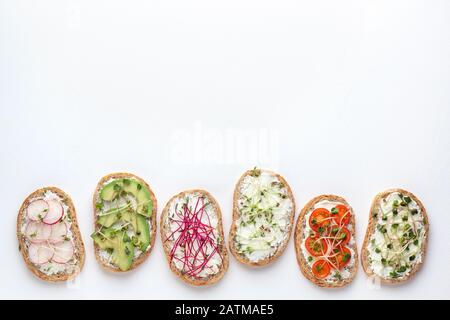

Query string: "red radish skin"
[[52, 241, 74, 264], [43, 199, 64, 225], [49, 222, 67, 244], [28, 243, 54, 264], [25, 221, 52, 243], [27, 199, 49, 221]]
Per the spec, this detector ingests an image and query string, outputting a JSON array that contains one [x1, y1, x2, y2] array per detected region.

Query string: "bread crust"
[[228, 169, 296, 267], [92, 172, 157, 273], [17, 187, 85, 282], [160, 189, 229, 286], [361, 188, 429, 285], [294, 194, 358, 288]]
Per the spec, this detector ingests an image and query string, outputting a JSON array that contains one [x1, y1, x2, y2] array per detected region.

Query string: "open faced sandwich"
[[17, 187, 85, 282], [294, 195, 358, 287], [362, 188, 428, 284], [92, 173, 157, 272], [161, 189, 228, 286], [229, 168, 295, 267]]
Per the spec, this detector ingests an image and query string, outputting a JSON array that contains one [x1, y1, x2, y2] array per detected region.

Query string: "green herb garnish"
[[397, 266, 407, 273], [390, 271, 399, 278], [342, 253, 351, 263]]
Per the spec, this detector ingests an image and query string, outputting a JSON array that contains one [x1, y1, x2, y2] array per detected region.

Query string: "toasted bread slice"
[[17, 187, 85, 282], [294, 195, 358, 288], [229, 168, 296, 267], [92, 172, 157, 272], [361, 188, 428, 285], [160, 189, 229, 286]]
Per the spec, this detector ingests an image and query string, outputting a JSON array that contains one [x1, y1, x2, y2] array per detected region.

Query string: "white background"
[[1, 0, 449, 300]]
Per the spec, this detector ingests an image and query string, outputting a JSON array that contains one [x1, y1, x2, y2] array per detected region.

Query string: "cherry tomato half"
[[309, 208, 331, 232], [330, 226, 351, 247], [312, 260, 331, 279], [305, 236, 328, 257], [331, 205, 351, 226], [332, 247, 352, 270]]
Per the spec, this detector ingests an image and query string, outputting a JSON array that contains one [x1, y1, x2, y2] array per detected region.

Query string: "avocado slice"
[[100, 181, 120, 201], [99, 179, 153, 217], [121, 210, 137, 231], [92, 228, 134, 271], [119, 212, 150, 251], [111, 232, 134, 271], [97, 211, 120, 228], [137, 188, 152, 217], [135, 214, 150, 251], [97, 205, 132, 228], [91, 228, 118, 250], [121, 179, 153, 217]]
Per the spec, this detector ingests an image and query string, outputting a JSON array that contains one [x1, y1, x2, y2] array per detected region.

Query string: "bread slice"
[[294, 195, 358, 288], [229, 168, 296, 267], [160, 189, 229, 286], [361, 188, 428, 285], [92, 172, 157, 272], [17, 187, 85, 282]]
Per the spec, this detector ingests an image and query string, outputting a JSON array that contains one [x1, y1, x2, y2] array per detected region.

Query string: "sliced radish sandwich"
[[161, 189, 229, 286], [17, 187, 85, 282]]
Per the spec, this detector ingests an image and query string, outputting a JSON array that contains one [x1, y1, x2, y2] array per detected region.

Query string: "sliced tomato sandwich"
[[294, 195, 358, 287], [361, 188, 429, 284], [161, 189, 229, 286], [229, 168, 296, 267], [91, 173, 157, 272], [17, 187, 85, 282]]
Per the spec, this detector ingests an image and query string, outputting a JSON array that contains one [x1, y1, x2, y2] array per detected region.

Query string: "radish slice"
[[52, 241, 74, 264], [25, 221, 52, 243], [49, 222, 67, 244], [28, 243, 54, 264], [27, 199, 49, 221], [42, 199, 63, 225]]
